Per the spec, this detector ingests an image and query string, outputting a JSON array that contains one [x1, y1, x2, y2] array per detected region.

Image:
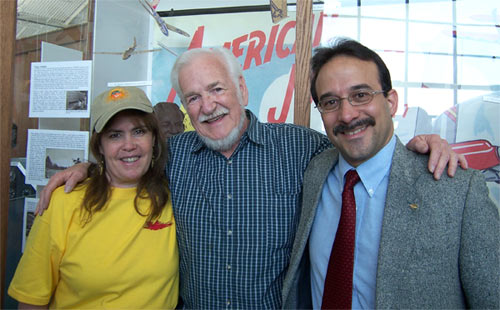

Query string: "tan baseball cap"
[[91, 86, 153, 133]]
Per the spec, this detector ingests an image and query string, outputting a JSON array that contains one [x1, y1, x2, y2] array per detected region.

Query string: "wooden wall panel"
[[11, 52, 38, 158], [0, 0, 17, 304]]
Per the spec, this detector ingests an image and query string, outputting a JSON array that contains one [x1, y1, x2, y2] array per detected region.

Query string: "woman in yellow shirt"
[[8, 87, 179, 309]]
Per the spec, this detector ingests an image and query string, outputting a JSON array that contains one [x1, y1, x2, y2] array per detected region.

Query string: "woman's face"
[[99, 111, 154, 188]]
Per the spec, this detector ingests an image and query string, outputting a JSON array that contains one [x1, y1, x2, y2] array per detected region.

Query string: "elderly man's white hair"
[[170, 47, 244, 106]]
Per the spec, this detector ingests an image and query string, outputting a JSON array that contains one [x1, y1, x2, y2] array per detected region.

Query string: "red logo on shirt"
[[145, 220, 172, 230]]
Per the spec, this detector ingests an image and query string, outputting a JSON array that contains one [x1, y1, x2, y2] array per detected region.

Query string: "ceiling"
[[15, 0, 273, 40], [14, 0, 309, 40], [16, 0, 89, 39]]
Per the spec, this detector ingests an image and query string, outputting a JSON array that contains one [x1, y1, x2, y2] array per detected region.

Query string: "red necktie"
[[321, 169, 360, 310]]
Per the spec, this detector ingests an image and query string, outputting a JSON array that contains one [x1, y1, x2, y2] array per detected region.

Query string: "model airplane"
[[94, 37, 160, 60], [138, 0, 190, 37]]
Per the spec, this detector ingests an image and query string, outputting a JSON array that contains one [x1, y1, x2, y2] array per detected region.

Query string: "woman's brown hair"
[[78, 110, 168, 226]]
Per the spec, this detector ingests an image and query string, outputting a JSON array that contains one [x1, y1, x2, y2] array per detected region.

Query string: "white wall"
[[92, 0, 152, 96]]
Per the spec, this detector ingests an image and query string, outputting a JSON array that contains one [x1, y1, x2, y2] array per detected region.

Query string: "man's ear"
[[387, 89, 398, 117], [239, 75, 249, 107]]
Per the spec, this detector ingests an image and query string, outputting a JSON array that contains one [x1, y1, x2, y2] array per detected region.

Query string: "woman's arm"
[[35, 162, 91, 215]]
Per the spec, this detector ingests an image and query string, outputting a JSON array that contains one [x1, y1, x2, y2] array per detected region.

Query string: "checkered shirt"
[[167, 110, 331, 309]]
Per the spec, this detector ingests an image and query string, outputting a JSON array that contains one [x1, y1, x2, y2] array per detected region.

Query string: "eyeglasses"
[[315, 90, 386, 113]]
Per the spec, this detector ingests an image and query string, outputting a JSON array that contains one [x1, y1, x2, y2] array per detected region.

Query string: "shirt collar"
[[245, 110, 267, 146], [190, 109, 265, 153], [338, 135, 396, 197]]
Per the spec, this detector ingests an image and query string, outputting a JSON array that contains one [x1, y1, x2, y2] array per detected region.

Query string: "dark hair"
[[310, 38, 392, 104], [79, 110, 168, 226]]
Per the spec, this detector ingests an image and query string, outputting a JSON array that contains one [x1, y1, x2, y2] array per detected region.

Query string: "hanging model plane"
[[94, 37, 160, 60], [138, 0, 190, 37]]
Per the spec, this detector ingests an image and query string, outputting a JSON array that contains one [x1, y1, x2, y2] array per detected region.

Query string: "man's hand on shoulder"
[[35, 162, 91, 215], [406, 134, 468, 180]]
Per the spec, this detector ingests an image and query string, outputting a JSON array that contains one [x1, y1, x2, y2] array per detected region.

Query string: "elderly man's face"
[[178, 54, 249, 154], [155, 103, 185, 139]]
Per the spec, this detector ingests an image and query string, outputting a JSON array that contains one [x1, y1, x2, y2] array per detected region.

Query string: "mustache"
[[198, 106, 229, 122], [333, 117, 376, 136]]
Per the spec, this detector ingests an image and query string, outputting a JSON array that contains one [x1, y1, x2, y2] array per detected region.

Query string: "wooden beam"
[[294, 0, 313, 127], [81, 0, 96, 132], [0, 0, 17, 304]]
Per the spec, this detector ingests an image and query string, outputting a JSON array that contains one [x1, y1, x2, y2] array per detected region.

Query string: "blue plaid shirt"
[[167, 111, 331, 309]]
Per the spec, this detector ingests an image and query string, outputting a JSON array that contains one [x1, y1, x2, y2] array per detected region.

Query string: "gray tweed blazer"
[[282, 138, 499, 309]]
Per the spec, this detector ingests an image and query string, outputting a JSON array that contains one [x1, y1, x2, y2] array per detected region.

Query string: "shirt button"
[[227, 230, 232, 236], [226, 300, 231, 306], [227, 194, 232, 199], [368, 188, 374, 196], [228, 159, 232, 165]]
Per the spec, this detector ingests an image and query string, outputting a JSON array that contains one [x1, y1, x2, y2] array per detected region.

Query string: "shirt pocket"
[[264, 154, 305, 250], [265, 199, 299, 252], [271, 155, 304, 195]]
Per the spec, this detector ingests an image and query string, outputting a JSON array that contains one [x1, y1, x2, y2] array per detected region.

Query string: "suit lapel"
[[375, 139, 426, 306], [289, 149, 339, 276], [283, 149, 339, 307], [302, 149, 339, 232]]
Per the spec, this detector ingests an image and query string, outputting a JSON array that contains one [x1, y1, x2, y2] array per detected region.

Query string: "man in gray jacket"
[[282, 38, 499, 309]]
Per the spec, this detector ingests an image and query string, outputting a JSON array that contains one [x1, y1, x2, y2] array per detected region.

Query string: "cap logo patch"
[[107, 88, 129, 102]]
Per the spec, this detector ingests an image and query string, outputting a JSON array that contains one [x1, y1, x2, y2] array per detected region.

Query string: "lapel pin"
[[409, 203, 418, 210]]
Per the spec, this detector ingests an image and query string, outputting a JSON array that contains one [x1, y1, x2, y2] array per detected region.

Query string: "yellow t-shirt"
[[8, 185, 179, 309]]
